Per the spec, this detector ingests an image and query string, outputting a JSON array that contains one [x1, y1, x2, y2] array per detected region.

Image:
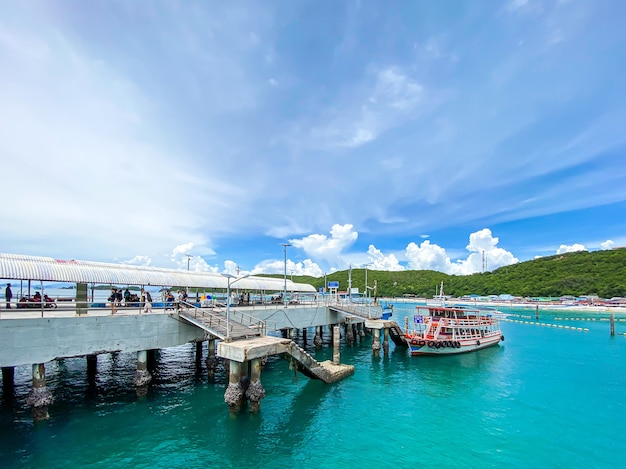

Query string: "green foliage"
[[276, 248, 626, 299]]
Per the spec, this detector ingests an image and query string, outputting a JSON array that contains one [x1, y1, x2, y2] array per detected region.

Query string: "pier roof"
[[0, 253, 316, 292]]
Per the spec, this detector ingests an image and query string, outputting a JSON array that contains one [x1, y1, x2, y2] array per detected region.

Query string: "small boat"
[[404, 305, 504, 356], [425, 280, 448, 306]]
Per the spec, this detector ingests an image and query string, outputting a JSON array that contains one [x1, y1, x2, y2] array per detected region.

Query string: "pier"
[[0, 253, 392, 417]]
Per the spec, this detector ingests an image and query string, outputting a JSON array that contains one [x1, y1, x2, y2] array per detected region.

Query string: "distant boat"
[[404, 305, 504, 356], [426, 281, 448, 306]]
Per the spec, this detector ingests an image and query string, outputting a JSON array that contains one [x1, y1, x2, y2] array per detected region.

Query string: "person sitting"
[[33, 292, 42, 302]]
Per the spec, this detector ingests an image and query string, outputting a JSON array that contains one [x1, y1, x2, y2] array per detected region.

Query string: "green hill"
[[272, 248, 626, 299]]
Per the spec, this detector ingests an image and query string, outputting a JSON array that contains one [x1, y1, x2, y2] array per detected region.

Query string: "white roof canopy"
[[0, 253, 317, 293]]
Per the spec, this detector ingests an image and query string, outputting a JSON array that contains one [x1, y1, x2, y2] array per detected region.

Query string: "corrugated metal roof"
[[0, 253, 316, 292]]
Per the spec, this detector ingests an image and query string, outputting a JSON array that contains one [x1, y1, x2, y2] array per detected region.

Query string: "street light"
[[185, 254, 193, 271], [222, 273, 250, 341], [281, 243, 291, 307]]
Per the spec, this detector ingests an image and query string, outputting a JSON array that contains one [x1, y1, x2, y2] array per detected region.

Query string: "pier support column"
[[382, 328, 390, 355], [314, 326, 323, 347], [333, 325, 341, 365], [195, 341, 203, 368], [133, 350, 152, 392], [205, 339, 218, 379], [246, 358, 265, 413], [224, 360, 246, 413], [302, 327, 308, 347], [2, 366, 15, 397], [371, 329, 381, 357], [610, 313, 615, 336], [26, 363, 54, 421], [358, 322, 365, 338], [345, 321, 354, 345]]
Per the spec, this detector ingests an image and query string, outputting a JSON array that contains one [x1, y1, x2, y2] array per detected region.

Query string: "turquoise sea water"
[[2, 303, 626, 468]]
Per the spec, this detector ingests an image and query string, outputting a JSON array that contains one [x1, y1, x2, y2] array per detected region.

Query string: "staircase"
[[284, 341, 353, 383]]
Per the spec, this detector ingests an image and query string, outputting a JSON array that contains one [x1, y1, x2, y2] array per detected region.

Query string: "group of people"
[[108, 287, 152, 314]]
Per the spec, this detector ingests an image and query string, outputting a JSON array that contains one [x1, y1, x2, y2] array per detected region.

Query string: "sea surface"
[[1, 302, 626, 468]]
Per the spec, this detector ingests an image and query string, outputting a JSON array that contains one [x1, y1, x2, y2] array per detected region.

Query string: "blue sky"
[[1, 0, 625, 277]]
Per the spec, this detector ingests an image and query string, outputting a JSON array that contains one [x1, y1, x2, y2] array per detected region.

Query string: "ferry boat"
[[404, 305, 504, 355]]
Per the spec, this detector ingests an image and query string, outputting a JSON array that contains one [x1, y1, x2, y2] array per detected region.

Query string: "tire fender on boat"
[[500, 335, 505, 341], [476, 340, 481, 346], [428, 340, 436, 348], [435, 341, 442, 349], [418, 340, 426, 347], [410, 339, 418, 345]]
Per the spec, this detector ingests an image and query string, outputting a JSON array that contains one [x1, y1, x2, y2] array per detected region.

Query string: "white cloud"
[[290, 224, 358, 266], [406, 229, 518, 275], [250, 258, 323, 277], [366, 245, 404, 271], [600, 240, 614, 250], [556, 243, 587, 254]]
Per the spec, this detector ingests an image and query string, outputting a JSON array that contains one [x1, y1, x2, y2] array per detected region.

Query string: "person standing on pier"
[[141, 289, 152, 313], [5, 283, 12, 309], [108, 288, 117, 314]]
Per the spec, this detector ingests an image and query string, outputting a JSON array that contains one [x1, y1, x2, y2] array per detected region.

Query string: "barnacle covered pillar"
[[382, 327, 390, 355], [2, 366, 15, 397], [246, 358, 265, 413], [224, 360, 246, 413], [133, 350, 152, 392], [314, 326, 323, 347], [26, 363, 54, 421], [372, 328, 381, 357], [333, 325, 341, 365], [345, 320, 354, 345], [205, 339, 218, 379]]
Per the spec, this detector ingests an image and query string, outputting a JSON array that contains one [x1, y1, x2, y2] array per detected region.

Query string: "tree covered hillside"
[[282, 248, 626, 299]]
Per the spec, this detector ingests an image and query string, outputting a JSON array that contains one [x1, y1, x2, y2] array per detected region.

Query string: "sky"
[[1, 0, 625, 279]]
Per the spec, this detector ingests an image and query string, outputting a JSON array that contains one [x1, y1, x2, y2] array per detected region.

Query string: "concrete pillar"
[[205, 339, 218, 379], [195, 341, 203, 368], [333, 325, 341, 365], [382, 328, 390, 355], [246, 358, 265, 413], [358, 322, 365, 338], [345, 322, 354, 345], [372, 328, 381, 357], [26, 363, 54, 420], [2, 366, 15, 397], [314, 326, 323, 347], [302, 327, 308, 347], [224, 360, 246, 413], [133, 350, 152, 389]]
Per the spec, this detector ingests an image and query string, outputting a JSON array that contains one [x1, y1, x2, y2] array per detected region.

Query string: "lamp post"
[[185, 254, 193, 271], [222, 273, 250, 341], [281, 243, 291, 307]]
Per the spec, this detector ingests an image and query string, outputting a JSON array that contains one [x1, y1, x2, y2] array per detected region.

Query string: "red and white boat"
[[404, 305, 504, 356]]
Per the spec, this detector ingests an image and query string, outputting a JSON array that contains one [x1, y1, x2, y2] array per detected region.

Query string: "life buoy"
[[418, 340, 426, 347], [428, 340, 436, 348], [500, 335, 505, 341]]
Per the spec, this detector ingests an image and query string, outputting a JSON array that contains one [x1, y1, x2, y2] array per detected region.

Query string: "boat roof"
[[0, 253, 316, 292]]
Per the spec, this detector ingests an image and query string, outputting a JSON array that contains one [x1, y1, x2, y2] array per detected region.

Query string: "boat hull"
[[406, 334, 502, 356]]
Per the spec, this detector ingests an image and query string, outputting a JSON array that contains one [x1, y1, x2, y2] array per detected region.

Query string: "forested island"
[[283, 248, 626, 299]]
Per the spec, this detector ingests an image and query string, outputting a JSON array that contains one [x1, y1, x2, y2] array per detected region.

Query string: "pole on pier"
[[26, 363, 54, 421], [536, 304, 539, 321], [333, 325, 341, 364], [610, 312, 615, 336]]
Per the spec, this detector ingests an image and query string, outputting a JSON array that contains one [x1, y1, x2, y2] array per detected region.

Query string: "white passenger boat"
[[404, 305, 504, 356]]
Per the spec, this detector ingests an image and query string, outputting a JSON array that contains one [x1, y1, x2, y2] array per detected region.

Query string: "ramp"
[[387, 321, 408, 347], [179, 308, 262, 341], [329, 303, 382, 319]]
